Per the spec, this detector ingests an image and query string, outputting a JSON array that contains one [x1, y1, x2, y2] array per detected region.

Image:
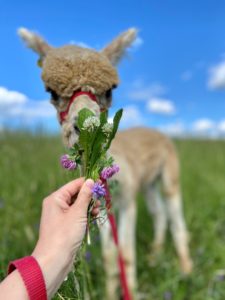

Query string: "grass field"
[[0, 131, 225, 300]]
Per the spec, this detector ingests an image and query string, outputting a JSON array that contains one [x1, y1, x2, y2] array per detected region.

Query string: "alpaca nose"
[[74, 124, 80, 135]]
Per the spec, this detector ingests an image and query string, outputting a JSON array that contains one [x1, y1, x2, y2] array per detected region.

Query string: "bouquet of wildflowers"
[[60, 108, 123, 242]]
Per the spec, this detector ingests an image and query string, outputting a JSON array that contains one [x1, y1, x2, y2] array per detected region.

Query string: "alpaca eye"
[[105, 89, 112, 99], [46, 87, 59, 101]]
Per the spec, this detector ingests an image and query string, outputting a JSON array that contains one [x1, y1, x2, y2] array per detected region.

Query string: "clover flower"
[[100, 164, 120, 180], [60, 154, 77, 170], [92, 182, 106, 199], [83, 116, 100, 132], [102, 123, 113, 136]]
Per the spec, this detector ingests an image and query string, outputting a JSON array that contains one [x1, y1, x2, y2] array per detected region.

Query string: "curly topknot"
[[42, 45, 119, 98]]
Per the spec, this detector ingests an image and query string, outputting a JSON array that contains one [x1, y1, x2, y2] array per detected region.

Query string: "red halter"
[[59, 90, 99, 124]]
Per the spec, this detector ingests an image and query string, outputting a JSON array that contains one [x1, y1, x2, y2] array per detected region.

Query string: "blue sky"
[[1, 0, 225, 136]]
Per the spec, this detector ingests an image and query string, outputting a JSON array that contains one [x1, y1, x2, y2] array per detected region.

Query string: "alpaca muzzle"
[[59, 90, 99, 124]]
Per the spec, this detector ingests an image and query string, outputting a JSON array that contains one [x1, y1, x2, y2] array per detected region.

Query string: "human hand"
[[32, 178, 99, 298]]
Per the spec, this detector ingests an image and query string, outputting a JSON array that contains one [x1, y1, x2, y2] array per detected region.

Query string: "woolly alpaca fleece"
[[42, 46, 119, 98], [18, 27, 137, 98]]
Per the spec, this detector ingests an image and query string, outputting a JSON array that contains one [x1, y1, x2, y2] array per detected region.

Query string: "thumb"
[[72, 179, 94, 213]]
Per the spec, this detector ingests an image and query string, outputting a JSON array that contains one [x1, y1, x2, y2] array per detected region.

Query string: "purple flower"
[[164, 291, 172, 300], [60, 154, 76, 170], [92, 182, 106, 199], [85, 251, 92, 262], [100, 164, 120, 180]]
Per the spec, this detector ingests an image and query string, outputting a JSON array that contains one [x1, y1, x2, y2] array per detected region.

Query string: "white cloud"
[[69, 40, 91, 49], [0, 86, 56, 127], [120, 105, 145, 128], [156, 119, 225, 138], [108, 117, 113, 123], [159, 119, 225, 138], [159, 121, 185, 137], [0, 87, 27, 106], [10, 100, 55, 119], [146, 98, 176, 115], [128, 80, 166, 101], [192, 118, 215, 132], [218, 120, 225, 132], [128, 81, 176, 116], [208, 60, 225, 89], [130, 37, 144, 51], [181, 70, 192, 81]]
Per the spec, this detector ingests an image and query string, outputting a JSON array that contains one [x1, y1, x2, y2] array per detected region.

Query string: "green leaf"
[[87, 111, 110, 170], [78, 130, 90, 152], [75, 108, 123, 181], [77, 108, 98, 175], [88, 111, 107, 151], [69, 143, 80, 156], [89, 130, 106, 170], [90, 168, 101, 181], [100, 111, 108, 126], [77, 108, 95, 130], [105, 109, 123, 151], [112, 109, 123, 139]]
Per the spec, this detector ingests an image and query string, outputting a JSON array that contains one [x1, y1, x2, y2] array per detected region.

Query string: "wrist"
[[32, 247, 73, 298], [8, 256, 47, 300]]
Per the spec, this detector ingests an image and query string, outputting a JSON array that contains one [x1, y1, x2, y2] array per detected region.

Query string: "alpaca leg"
[[166, 190, 193, 274], [118, 196, 137, 297], [162, 147, 193, 274], [98, 216, 119, 300], [145, 183, 167, 253]]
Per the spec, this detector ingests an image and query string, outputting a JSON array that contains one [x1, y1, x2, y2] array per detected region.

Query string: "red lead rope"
[[102, 179, 132, 300]]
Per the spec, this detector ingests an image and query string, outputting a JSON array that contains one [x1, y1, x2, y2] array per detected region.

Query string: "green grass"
[[0, 132, 225, 299]]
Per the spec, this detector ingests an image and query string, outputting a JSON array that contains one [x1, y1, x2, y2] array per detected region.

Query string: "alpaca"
[[18, 27, 193, 299]]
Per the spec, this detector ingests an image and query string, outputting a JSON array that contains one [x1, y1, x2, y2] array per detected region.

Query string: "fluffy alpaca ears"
[[17, 27, 52, 67], [18, 27, 137, 67], [101, 28, 138, 66]]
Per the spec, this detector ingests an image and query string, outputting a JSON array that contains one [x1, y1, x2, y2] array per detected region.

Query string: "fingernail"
[[85, 179, 94, 188]]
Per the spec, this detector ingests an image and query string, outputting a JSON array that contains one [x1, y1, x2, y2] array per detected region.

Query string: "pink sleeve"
[[8, 256, 47, 300]]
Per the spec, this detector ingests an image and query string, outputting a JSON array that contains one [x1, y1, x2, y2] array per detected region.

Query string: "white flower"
[[83, 116, 100, 132], [102, 123, 113, 136]]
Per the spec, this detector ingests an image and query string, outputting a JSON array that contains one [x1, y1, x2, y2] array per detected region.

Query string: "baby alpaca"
[[18, 27, 193, 299]]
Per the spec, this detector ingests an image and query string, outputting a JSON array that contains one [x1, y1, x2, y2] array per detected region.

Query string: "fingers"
[[91, 207, 100, 216], [91, 200, 101, 216], [47, 178, 96, 216], [57, 178, 85, 198], [72, 179, 94, 212], [45, 178, 85, 209]]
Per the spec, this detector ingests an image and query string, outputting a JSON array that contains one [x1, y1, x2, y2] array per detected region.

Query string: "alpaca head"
[[18, 27, 137, 147]]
